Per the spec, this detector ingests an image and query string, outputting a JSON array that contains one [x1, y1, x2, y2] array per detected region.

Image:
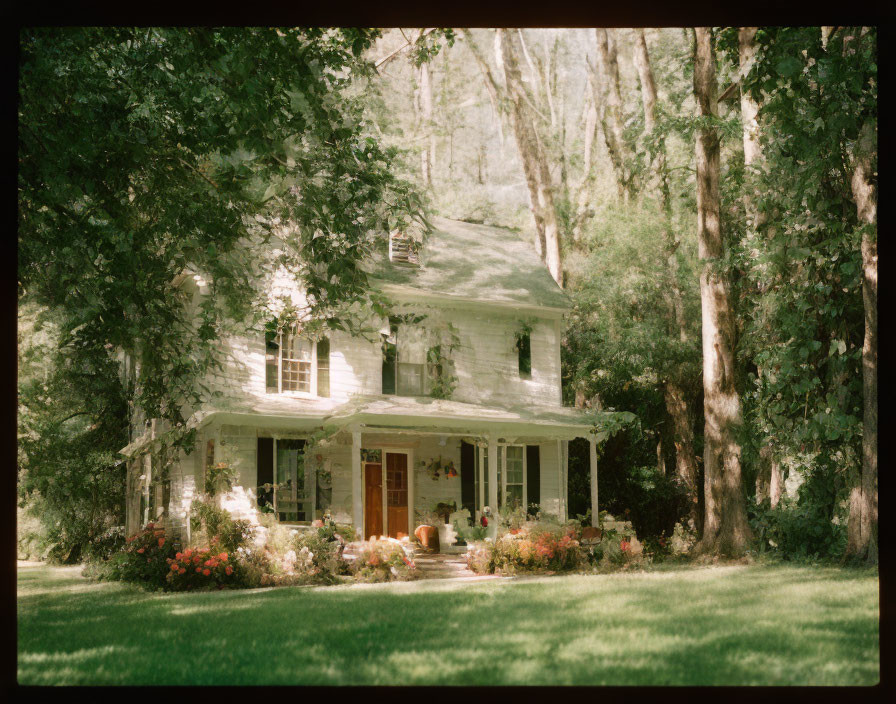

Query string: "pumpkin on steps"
[[414, 524, 440, 553]]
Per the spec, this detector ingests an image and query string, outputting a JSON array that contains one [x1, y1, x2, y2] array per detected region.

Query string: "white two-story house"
[[121, 216, 616, 541]]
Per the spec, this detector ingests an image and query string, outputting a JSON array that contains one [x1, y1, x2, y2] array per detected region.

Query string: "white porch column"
[[589, 435, 598, 527], [351, 431, 362, 537], [557, 440, 566, 521], [487, 435, 498, 513]]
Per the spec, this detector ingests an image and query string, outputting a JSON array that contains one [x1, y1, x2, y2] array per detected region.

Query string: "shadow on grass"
[[17, 563, 879, 686]]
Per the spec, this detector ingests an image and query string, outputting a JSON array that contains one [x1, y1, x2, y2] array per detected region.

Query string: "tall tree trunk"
[[755, 444, 783, 508], [419, 61, 434, 187], [634, 29, 700, 517], [847, 117, 878, 563], [693, 27, 752, 557], [665, 382, 700, 528], [499, 28, 563, 286], [594, 28, 632, 201], [462, 30, 505, 146], [571, 76, 600, 244]]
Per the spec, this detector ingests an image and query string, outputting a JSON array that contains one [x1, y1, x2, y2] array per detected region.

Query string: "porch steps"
[[412, 552, 484, 580]]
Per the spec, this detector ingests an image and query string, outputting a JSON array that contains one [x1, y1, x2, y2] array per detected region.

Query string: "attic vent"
[[389, 230, 420, 265]]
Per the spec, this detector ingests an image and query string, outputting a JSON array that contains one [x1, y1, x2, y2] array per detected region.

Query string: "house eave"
[[372, 282, 571, 318]]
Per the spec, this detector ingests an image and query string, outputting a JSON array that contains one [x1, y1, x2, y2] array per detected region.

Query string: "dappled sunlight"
[[18, 563, 879, 685]]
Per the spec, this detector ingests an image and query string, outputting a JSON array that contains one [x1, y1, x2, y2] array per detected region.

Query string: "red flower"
[[175, 552, 183, 560], [184, 549, 192, 557], [170, 563, 178, 571], [137, 548, 145, 554], [481, 516, 488, 527], [178, 568, 186, 575], [203, 569, 211, 576], [196, 567, 201, 573], [158, 538, 165, 547], [620, 540, 630, 553], [218, 552, 228, 561], [225, 566, 233, 576]]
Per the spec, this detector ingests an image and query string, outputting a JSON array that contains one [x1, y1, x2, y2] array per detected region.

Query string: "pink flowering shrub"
[[468, 525, 586, 575], [102, 523, 177, 588], [165, 547, 241, 590], [353, 538, 417, 583]]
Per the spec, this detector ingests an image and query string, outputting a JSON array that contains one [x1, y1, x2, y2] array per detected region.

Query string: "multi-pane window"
[[281, 333, 312, 392], [382, 317, 445, 397], [266, 327, 325, 396], [475, 444, 526, 512]]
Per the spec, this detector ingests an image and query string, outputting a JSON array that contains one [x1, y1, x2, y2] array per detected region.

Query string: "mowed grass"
[[18, 562, 878, 686]]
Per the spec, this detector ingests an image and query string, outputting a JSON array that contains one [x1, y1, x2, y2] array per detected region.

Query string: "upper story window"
[[517, 330, 532, 379], [266, 327, 330, 397], [382, 317, 445, 397], [389, 230, 420, 265]]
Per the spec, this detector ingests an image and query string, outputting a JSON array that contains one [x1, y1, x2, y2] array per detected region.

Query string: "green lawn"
[[17, 562, 878, 686]]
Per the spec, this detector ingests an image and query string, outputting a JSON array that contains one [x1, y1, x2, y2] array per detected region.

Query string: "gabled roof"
[[370, 216, 570, 312]]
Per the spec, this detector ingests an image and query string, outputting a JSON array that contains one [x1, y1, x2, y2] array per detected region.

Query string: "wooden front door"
[[386, 453, 408, 539], [364, 463, 383, 540]]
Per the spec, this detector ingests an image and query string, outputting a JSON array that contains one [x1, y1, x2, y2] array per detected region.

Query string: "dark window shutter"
[[257, 437, 274, 509], [460, 441, 476, 517], [526, 445, 540, 516]]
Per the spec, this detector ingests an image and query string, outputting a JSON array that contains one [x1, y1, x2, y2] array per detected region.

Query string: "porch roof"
[[120, 394, 633, 457], [322, 396, 629, 440]]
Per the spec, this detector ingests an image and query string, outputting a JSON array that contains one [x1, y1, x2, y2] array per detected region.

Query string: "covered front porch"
[[321, 396, 613, 537]]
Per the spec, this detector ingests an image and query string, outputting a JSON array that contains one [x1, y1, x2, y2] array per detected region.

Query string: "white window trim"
[[268, 330, 330, 398], [475, 443, 527, 513]]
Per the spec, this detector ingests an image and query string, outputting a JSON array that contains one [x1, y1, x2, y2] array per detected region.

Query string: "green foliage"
[[99, 522, 177, 589], [292, 529, 348, 583], [748, 463, 848, 561], [204, 462, 237, 497], [723, 27, 873, 524], [568, 435, 691, 543], [19, 26, 425, 453], [18, 305, 129, 564], [190, 499, 254, 554]]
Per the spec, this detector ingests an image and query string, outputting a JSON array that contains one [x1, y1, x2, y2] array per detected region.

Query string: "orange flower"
[[158, 538, 165, 547], [137, 548, 145, 554], [218, 552, 227, 561], [193, 556, 201, 564], [170, 563, 178, 570], [178, 568, 186, 575], [175, 552, 183, 560], [202, 569, 211, 576], [184, 549, 192, 557], [225, 566, 233, 576], [205, 559, 214, 567], [196, 567, 201, 573]]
